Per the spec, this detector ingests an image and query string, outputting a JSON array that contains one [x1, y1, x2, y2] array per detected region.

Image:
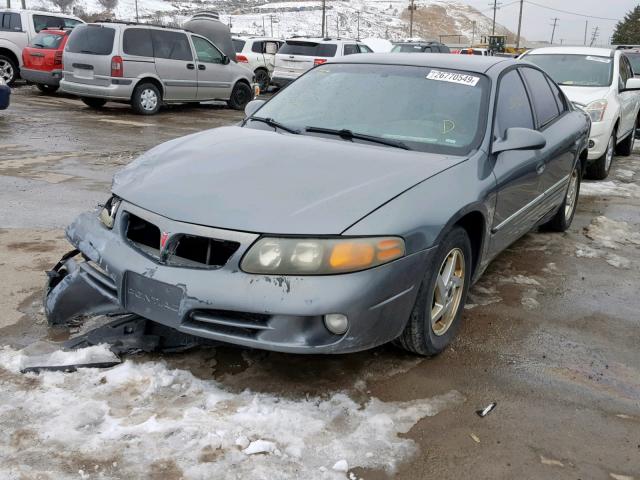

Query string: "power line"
[[524, 1, 618, 21]]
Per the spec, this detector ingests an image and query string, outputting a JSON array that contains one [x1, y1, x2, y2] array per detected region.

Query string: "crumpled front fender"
[[45, 250, 125, 325]]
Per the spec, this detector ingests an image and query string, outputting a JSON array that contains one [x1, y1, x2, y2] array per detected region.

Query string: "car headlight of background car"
[[583, 99, 608, 122], [99, 195, 121, 229], [241, 236, 405, 275]]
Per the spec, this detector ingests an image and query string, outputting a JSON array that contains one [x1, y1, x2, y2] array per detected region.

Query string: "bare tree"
[[52, 0, 74, 14], [98, 0, 118, 11]]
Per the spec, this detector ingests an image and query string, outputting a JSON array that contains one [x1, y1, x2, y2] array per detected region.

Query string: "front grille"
[[124, 212, 240, 268], [184, 309, 273, 338]]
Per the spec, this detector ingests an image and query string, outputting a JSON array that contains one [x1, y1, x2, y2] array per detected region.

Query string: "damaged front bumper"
[[44, 202, 433, 354]]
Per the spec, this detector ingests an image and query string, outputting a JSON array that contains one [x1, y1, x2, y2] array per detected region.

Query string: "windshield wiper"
[[304, 126, 411, 150], [250, 117, 301, 134], [33, 43, 45, 48]]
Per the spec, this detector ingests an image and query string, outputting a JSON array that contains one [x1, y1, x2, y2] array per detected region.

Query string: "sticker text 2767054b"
[[426, 70, 480, 87]]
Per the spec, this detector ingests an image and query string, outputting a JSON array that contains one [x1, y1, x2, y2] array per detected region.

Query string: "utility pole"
[[270, 15, 274, 37], [262, 16, 266, 36], [550, 17, 559, 44], [408, 0, 416, 38], [584, 20, 588, 45], [490, 0, 500, 36], [321, 0, 326, 37], [471, 20, 476, 46], [357, 11, 360, 40], [515, 0, 524, 49], [590, 26, 599, 47], [135, 0, 139, 22], [336, 14, 339, 37]]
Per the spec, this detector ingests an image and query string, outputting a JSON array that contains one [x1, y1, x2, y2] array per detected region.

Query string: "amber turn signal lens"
[[376, 238, 404, 262], [329, 242, 375, 269]]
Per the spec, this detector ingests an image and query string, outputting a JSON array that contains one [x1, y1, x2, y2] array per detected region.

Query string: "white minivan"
[[521, 47, 640, 179]]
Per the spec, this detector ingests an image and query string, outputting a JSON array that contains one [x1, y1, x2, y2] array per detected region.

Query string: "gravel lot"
[[1, 84, 639, 480]]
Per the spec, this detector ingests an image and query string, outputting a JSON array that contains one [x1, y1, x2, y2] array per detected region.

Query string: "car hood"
[[112, 126, 463, 234], [559, 85, 611, 106]]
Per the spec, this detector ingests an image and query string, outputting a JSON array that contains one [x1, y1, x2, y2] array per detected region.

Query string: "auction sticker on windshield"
[[586, 56, 611, 63], [427, 70, 480, 86]]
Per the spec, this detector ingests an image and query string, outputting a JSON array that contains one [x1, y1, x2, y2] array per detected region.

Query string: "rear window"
[[279, 41, 337, 57], [66, 25, 115, 55], [123, 28, 153, 57], [232, 38, 246, 53], [29, 32, 64, 49], [392, 44, 430, 53], [33, 15, 81, 33]]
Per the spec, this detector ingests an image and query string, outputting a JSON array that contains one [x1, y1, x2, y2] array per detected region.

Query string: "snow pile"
[[575, 216, 640, 269], [0, 346, 464, 479], [580, 180, 640, 199]]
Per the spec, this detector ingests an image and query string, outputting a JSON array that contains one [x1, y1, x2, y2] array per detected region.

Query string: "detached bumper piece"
[[45, 249, 125, 325]]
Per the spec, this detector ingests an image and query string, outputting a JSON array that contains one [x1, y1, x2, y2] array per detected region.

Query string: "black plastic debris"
[[476, 402, 497, 418], [21, 362, 121, 374]]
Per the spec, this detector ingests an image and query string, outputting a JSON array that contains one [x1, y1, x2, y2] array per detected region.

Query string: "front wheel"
[[227, 82, 252, 110], [586, 131, 615, 180], [396, 227, 472, 356], [542, 163, 581, 232], [131, 82, 161, 115], [37, 84, 59, 94], [81, 97, 107, 109], [254, 69, 270, 92]]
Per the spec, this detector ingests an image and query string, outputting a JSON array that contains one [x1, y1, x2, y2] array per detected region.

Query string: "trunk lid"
[[63, 24, 117, 86]]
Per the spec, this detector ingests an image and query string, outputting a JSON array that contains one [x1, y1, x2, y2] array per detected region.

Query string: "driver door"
[[191, 35, 233, 100]]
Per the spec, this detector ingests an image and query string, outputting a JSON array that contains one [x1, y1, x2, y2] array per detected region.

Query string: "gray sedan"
[[45, 54, 590, 355]]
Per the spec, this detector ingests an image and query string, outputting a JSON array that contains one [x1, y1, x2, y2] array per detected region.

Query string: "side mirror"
[[492, 127, 546, 154], [622, 77, 640, 91], [222, 55, 230, 65], [244, 99, 266, 118]]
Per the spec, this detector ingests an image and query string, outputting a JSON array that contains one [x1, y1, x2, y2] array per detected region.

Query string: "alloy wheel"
[[431, 248, 465, 336], [140, 89, 158, 111], [0, 59, 14, 83], [564, 168, 579, 221]]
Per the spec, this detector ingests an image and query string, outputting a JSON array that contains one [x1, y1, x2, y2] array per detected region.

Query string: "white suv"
[[232, 36, 282, 91], [0, 9, 83, 84], [272, 37, 372, 88], [522, 47, 640, 179]]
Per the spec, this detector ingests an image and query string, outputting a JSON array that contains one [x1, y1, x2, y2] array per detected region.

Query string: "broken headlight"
[[241, 237, 405, 275], [99, 195, 121, 229]]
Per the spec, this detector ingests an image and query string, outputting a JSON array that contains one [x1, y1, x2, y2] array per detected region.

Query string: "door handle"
[[186, 63, 195, 70], [198, 64, 206, 71]]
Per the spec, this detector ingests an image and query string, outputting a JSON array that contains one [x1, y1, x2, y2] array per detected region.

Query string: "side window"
[[422, 46, 433, 53], [151, 31, 193, 61], [123, 28, 153, 57], [546, 75, 568, 113], [1, 13, 22, 31], [251, 41, 263, 53], [520, 67, 560, 128], [343, 44, 359, 56], [32, 15, 66, 32], [358, 44, 373, 53], [191, 36, 224, 64], [494, 69, 535, 139], [620, 56, 633, 89]]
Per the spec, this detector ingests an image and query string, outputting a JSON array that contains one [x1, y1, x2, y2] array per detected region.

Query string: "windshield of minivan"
[[66, 24, 115, 55], [279, 41, 337, 57], [524, 53, 613, 87], [250, 63, 488, 155]]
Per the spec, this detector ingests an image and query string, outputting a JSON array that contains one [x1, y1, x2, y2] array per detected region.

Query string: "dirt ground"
[[1, 84, 639, 480]]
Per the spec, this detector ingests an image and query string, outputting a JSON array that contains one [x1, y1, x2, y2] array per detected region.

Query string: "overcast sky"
[[464, 0, 637, 45]]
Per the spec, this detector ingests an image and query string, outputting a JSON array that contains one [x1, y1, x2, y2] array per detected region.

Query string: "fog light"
[[324, 313, 348, 335], [588, 140, 595, 149]]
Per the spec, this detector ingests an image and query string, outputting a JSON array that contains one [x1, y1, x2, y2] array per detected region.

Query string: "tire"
[[36, 84, 59, 94], [0, 54, 18, 85], [586, 130, 615, 180], [227, 82, 252, 110], [396, 227, 472, 356], [131, 82, 161, 115], [254, 68, 270, 92], [81, 97, 107, 109], [615, 127, 635, 156], [542, 163, 581, 232]]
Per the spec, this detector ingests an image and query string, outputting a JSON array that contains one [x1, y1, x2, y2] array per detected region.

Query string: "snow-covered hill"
[[25, 0, 516, 43]]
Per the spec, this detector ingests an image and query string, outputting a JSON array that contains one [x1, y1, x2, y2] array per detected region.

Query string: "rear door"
[[190, 34, 233, 100], [24, 31, 65, 71], [275, 41, 337, 75], [151, 29, 197, 101], [63, 24, 116, 87]]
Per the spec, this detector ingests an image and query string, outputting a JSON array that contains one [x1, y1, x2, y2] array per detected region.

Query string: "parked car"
[[46, 54, 590, 356], [459, 47, 491, 56], [233, 36, 282, 91], [0, 9, 82, 85], [21, 27, 72, 93], [271, 37, 372, 88], [391, 41, 450, 53], [0, 76, 9, 109], [521, 47, 640, 179], [60, 23, 255, 114]]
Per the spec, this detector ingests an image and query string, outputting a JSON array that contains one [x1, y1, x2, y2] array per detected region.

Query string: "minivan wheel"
[[227, 82, 252, 110], [586, 130, 615, 180], [131, 82, 161, 115], [395, 227, 472, 356], [81, 97, 107, 109], [542, 163, 581, 232], [254, 69, 270, 92], [0, 55, 18, 85], [37, 84, 59, 94]]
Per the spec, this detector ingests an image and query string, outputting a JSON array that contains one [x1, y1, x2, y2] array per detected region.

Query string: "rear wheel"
[[81, 97, 107, 109], [542, 163, 581, 232], [36, 84, 59, 94], [0, 55, 18, 85], [131, 82, 161, 115], [254, 68, 270, 92], [586, 130, 615, 180], [396, 227, 472, 356], [615, 127, 635, 156], [227, 82, 252, 110]]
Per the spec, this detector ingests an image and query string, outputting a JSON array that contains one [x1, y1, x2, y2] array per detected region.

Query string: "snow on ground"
[[580, 180, 640, 199], [574, 216, 640, 269], [0, 346, 464, 479]]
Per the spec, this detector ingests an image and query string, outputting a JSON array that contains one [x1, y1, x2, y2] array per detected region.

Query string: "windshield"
[[29, 32, 64, 49], [278, 41, 337, 57], [625, 52, 640, 75], [250, 63, 489, 155], [524, 54, 613, 87]]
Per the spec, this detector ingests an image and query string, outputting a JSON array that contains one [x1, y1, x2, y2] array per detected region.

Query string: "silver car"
[[60, 23, 255, 114]]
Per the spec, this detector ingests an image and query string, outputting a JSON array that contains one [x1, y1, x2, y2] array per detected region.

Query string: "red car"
[[21, 28, 71, 93]]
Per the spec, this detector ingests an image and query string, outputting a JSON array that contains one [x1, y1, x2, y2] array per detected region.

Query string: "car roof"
[[232, 36, 280, 41], [328, 52, 511, 74], [525, 46, 614, 57], [91, 21, 187, 34], [285, 37, 360, 43]]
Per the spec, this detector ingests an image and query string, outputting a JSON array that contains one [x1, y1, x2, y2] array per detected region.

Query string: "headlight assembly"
[[98, 195, 121, 229], [241, 236, 405, 275], [584, 99, 608, 122]]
